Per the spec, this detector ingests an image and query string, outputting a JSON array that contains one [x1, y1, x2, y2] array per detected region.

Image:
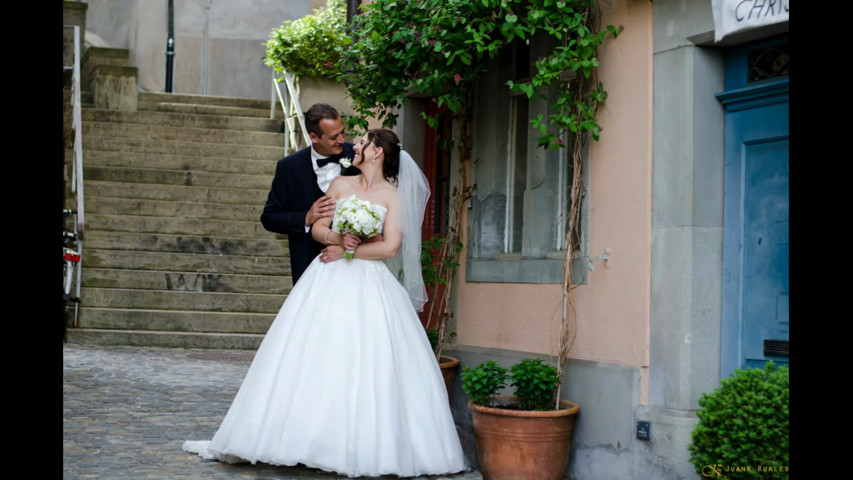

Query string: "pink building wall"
[[455, 0, 653, 403]]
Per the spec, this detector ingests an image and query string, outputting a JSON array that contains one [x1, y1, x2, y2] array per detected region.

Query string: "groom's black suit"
[[261, 143, 357, 284]]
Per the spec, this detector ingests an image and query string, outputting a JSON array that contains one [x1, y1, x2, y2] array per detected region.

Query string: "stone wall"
[[81, 0, 314, 100]]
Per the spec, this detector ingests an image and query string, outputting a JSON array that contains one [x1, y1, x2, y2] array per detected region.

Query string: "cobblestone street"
[[63, 343, 482, 480]]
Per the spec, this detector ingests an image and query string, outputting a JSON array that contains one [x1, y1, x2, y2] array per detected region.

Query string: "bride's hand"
[[320, 245, 344, 263], [362, 234, 383, 244], [342, 233, 361, 251]]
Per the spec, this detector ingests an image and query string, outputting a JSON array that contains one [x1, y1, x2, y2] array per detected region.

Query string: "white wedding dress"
[[184, 199, 466, 478]]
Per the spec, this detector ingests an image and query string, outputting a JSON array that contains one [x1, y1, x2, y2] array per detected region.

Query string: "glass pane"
[[510, 96, 528, 252], [747, 42, 788, 83]]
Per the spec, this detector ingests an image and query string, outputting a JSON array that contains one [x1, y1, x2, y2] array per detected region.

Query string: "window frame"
[[465, 34, 589, 285]]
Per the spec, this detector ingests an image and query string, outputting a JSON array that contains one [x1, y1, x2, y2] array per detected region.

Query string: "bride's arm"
[[349, 194, 401, 260], [311, 179, 360, 250]]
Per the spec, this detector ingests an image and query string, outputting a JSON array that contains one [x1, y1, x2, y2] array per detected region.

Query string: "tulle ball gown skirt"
[[183, 257, 467, 478]]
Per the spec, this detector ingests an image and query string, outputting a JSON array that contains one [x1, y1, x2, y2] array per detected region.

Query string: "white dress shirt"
[[311, 146, 342, 194], [306, 146, 342, 233]]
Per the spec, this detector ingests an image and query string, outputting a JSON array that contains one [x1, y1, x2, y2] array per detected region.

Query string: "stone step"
[[151, 102, 284, 120], [84, 165, 272, 190], [85, 180, 269, 205], [65, 89, 298, 350], [82, 135, 285, 161], [81, 267, 291, 295], [76, 307, 276, 334], [85, 214, 279, 239], [77, 150, 276, 176], [82, 121, 284, 148], [83, 231, 287, 257], [79, 288, 284, 314], [65, 327, 264, 350], [86, 196, 263, 221], [82, 248, 289, 276], [138, 92, 276, 111], [82, 107, 284, 132]]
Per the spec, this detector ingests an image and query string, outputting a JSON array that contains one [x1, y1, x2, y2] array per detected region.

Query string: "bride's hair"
[[367, 129, 400, 183]]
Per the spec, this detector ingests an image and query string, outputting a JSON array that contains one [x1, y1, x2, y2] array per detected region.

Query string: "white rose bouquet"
[[332, 195, 385, 259]]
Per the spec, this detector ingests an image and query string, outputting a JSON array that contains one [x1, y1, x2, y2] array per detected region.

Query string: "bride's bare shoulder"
[[379, 183, 397, 207], [328, 176, 358, 197]]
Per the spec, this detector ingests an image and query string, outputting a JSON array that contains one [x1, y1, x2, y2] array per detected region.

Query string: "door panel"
[[718, 35, 789, 377], [740, 135, 789, 369]]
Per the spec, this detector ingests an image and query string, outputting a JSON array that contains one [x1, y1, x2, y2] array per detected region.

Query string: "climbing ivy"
[[339, 0, 620, 146]]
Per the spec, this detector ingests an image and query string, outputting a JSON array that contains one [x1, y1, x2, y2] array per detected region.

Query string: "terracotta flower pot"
[[468, 395, 580, 480], [438, 355, 460, 401]]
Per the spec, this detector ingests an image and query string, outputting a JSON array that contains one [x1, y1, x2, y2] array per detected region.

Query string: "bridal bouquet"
[[332, 195, 384, 259]]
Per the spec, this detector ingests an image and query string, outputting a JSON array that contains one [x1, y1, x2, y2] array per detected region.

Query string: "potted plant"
[[461, 358, 580, 480], [421, 234, 463, 398]]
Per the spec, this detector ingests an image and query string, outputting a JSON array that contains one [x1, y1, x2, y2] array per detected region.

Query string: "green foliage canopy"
[[339, 0, 620, 145]]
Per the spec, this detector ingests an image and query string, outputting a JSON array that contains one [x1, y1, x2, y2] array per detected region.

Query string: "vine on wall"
[[341, 0, 621, 382]]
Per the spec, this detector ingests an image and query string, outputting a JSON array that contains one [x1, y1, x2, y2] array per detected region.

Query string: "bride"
[[184, 129, 468, 478]]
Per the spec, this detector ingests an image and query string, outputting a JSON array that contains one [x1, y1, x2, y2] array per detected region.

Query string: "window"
[[465, 34, 588, 284], [505, 95, 528, 253]]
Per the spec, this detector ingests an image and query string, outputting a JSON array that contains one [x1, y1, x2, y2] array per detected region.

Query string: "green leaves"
[[688, 362, 789, 479], [341, 0, 618, 144], [421, 234, 463, 288], [462, 358, 562, 410], [509, 359, 560, 410], [263, 0, 349, 79], [461, 361, 507, 407]]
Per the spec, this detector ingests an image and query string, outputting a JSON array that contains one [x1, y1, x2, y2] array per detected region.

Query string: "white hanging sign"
[[712, 0, 789, 42]]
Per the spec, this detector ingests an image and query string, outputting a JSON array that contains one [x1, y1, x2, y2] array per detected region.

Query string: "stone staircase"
[[64, 91, 293, 350]]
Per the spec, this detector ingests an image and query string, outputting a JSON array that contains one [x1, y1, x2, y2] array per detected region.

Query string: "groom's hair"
[[367, 129, 401, 183], [305, 103, 340, 138]]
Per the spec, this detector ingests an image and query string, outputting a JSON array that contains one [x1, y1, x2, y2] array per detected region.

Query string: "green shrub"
[[461, 360, 507, 407], [263, 0, 349, 79], [688, 361, 789, 479], [509, 358, 560, 411]]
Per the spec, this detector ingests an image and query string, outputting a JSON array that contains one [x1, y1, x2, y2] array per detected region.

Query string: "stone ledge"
[[89, 65, 139, 111]]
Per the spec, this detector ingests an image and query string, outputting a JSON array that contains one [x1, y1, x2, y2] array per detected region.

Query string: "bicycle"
[[63, 209, 81, 332]]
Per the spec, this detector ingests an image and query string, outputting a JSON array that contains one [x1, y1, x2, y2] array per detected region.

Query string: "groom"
[[261, 103, 359, 285]]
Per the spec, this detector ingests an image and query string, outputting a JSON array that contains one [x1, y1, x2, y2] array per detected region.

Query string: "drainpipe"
[[343, 0, 360, 88], [165, 0, 175, 92], [201, 0, 211, 95]]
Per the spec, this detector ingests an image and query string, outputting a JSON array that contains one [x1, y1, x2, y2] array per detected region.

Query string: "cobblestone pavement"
[[63, 343, 483, 480]]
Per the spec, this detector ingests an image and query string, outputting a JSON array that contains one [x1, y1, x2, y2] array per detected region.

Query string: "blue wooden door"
[[718, 36, 789, 377]]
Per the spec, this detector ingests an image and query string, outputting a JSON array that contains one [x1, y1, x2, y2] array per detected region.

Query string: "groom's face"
[[311, 117, 346, 157]]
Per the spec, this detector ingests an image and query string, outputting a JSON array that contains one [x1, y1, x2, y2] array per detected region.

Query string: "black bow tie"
[[316, 155, 341, 168]]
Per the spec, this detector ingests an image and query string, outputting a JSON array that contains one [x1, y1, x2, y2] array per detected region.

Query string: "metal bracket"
[[587, 248, 610, 271]]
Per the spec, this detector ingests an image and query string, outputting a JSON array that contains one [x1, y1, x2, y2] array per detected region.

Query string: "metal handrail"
[[63, 24, 85, 324], [63, 25, 86, 240], [270, 69, 310, 153]]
